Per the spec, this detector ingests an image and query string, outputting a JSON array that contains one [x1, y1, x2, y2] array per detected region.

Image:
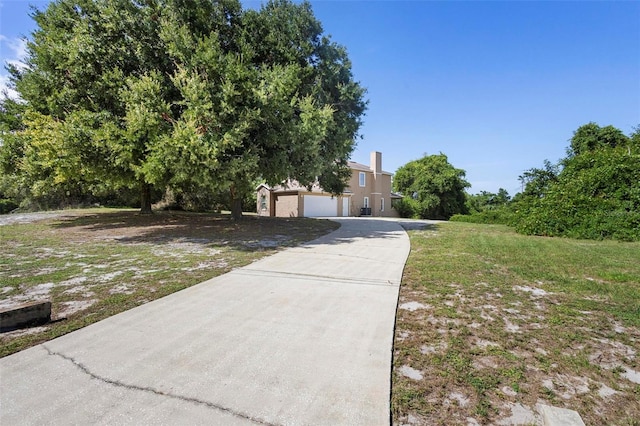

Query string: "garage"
[[303, 195, 338, 217]]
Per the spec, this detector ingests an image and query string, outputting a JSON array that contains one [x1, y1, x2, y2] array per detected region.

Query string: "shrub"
[[450, 207, 514, 225], [0, 198, 18, 214]]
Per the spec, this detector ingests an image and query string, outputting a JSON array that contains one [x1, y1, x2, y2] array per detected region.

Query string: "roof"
[[258, 179, 325, 194], [347, 161, 393, 176]]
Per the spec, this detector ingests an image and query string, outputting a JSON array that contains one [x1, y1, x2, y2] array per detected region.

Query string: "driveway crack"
[[41, 345, 278, 426]]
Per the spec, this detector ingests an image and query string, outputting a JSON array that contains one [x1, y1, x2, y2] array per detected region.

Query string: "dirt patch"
[[0, 211, 71, 226], [58, 299, 98, 317]]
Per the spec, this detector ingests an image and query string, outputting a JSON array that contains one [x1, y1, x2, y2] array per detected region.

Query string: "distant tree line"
[[0, 0, 366, 218]]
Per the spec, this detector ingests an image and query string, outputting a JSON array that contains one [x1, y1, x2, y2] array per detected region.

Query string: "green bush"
[[393, 198, 419, 219], [450, 207, 514, 225]]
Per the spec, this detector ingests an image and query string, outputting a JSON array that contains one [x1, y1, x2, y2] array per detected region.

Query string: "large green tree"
[[514, 123, 640, 241], [2, 0, 366, 217], [393, 153, 470, 220], [6, 0, 181, 212]]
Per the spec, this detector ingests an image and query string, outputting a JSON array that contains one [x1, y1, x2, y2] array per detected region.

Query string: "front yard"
[[392, 222, 639, 425]]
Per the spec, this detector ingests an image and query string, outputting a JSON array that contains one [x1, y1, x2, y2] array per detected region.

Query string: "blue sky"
[[2, 1, 639, 195]]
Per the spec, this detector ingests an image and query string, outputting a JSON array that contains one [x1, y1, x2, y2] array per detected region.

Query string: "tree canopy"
[[393, 153, 470, 220], [1, 0, 367, 217], [517, 159, 560, 199], [466, 188, 511, 213], [568, 122, 630, 158]]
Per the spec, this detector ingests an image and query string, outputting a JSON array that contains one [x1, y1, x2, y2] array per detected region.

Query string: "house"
[[256, 151, 402, 218]]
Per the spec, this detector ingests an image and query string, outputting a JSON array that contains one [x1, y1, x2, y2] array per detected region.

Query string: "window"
[[364, 196, 369, 208], [260, 194, 267, 211], [380, 198, 385, 212], [359, 172, 366, 187]]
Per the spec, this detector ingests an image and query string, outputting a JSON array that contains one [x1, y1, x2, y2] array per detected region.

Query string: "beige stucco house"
[[256, 151, 402, 218]]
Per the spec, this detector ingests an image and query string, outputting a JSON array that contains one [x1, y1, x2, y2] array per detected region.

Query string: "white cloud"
[[0, 35, 28, 100], [0, 74, 19, 100], [1, 35, 28, 61]]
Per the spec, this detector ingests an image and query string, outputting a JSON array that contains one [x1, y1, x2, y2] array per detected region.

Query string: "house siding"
[[275, 193, 299, 217], [346, 171, 398, 217], [348, 169, 371, 216], [378, 171, 397, 217]]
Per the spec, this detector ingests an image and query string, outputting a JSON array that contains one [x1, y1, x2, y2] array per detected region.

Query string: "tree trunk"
[[230, 186, 243, 220], [140, 181, 153, 215]]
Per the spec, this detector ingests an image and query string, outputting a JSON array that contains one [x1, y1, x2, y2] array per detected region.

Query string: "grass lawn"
[[392, 221, 639, 425], [0, 208, 339, 357]]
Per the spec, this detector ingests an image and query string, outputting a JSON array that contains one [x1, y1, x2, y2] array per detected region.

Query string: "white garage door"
[[303, 195, 338, 217]]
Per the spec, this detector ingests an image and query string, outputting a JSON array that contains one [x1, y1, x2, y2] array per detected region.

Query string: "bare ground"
[[394, 287, 640, 425]]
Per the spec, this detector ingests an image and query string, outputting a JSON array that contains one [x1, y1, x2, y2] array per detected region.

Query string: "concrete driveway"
[[0, 218, 410, 425]]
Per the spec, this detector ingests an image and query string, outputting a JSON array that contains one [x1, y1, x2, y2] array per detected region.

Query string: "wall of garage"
[[275, 194, 299, 217]]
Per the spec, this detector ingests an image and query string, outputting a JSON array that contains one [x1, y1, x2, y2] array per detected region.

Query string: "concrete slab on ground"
[[0, 218, 410, 425], [538, 404, 586, 426]]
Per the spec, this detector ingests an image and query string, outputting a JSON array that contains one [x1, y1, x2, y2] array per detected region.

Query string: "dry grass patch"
[[0, 208, 339, 357], [392, 222, 639, 425]]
